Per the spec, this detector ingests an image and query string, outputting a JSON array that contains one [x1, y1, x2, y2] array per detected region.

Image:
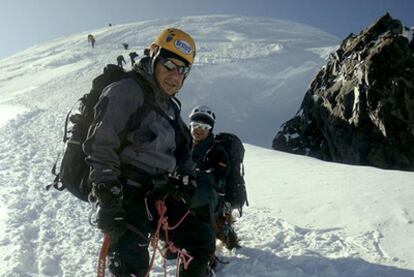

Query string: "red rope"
[[96, 201, 193, 276], [145, 199, 193, 277], [97, 233, 110, 277]]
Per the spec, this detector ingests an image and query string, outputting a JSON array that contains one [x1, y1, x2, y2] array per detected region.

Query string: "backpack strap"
[[193, 140, 227, 192], [171, 96, 182, 111], [126, 71, 180, 129]]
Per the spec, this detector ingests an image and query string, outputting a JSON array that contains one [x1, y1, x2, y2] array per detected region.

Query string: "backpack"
[[48, 64, 181, 201], [213, 133, 249, 216]]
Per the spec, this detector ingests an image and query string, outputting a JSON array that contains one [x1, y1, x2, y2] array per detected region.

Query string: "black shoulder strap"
[[193, 138, 219, 171], [127, 70, 151, 94], [171, 96, 182, 111], [124, 70, 181, 132]]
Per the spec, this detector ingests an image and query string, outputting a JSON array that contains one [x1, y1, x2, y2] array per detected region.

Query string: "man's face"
[[154, 58, 186, 96], [190, 122, 211, 142]]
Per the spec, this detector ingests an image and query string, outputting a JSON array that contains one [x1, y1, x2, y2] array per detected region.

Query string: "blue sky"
[[1, 0, 413, 59]]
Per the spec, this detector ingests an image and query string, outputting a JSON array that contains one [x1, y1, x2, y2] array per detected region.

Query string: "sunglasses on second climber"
[[190, 121, 212, 130], [159, 58, 191, 77]]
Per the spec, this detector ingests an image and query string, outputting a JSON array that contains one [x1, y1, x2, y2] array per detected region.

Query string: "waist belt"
[[121, 164, 169, 190]]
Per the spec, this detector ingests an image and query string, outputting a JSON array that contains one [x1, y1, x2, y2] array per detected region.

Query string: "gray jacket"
[[83, 58, 192, 184]]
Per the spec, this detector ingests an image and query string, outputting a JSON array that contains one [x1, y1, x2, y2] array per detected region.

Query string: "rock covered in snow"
[[272, 13, 414, 171]]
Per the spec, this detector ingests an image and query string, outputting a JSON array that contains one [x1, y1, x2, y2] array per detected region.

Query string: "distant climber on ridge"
[[116, 55, 126, 69], [129, 51, 139, 67], [87, 34, 95, 48]]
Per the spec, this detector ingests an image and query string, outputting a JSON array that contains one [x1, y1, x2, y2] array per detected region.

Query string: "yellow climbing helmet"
[[153, 28, 196, 65]]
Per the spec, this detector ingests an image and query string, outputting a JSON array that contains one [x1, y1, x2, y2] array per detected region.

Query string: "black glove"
[[96, 205, 126, 233], [180, 174, 198, 196], [169, 173, 197, 201], [92, 181, 126, 233]]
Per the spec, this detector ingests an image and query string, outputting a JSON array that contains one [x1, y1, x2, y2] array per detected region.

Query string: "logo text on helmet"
[[175, 40, 192, 55]]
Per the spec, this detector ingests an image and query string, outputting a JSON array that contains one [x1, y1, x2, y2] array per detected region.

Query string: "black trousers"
[[108, 185, 215, 277]]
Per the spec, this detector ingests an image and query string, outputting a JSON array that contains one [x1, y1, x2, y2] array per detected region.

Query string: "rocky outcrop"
[[272, 13, 414, 170]]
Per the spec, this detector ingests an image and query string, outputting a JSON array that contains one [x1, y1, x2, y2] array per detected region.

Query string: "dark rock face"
[[272, 13, 414, 171]]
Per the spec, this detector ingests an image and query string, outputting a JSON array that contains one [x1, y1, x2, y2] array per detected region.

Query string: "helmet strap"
[[150, 46, 162, 75]]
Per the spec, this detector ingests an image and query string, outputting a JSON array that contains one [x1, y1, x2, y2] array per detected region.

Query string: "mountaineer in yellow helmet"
[[84, 28, 215, 276]]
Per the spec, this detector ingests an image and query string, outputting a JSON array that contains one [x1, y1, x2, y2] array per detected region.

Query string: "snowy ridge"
[[0, 15, 339, 147], [0, 15, 413, 276]]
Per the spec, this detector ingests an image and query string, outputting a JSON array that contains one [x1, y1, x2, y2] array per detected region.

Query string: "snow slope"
[[0, 15, 339, 148], [0, 15, 413, 277]]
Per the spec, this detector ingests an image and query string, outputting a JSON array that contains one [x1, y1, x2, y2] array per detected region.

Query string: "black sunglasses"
[[159, 58, 191, 77]]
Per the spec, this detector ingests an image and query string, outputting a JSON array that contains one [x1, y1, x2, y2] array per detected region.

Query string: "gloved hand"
[[96, 204, 126, 232], [180, 174, 198, 195], [168, 173, 197, 201], [92, 181, 126, 233]]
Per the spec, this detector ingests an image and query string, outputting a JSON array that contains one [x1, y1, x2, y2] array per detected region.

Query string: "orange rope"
[[145, 199, 193, 277], [97, 233, 110, 277]]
